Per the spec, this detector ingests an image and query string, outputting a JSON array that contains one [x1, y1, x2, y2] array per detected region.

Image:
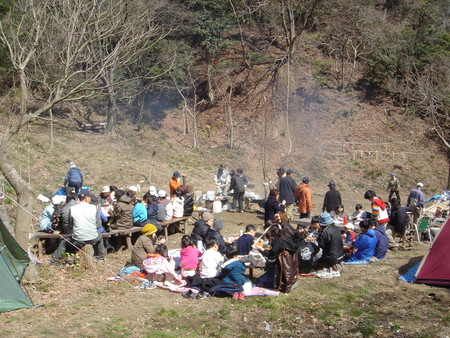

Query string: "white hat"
[[52, 195, 66, 205], [344, 223, 354, 230], [157, 190, 167, 198], [129, 186, 138, 192], [101, 186, 110, 193], [69, 161, 76, 168], [417, 182, 424, 187], [149, 186, 157, 195]]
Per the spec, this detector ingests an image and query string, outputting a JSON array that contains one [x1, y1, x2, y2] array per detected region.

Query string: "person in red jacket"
[[364, 190, 398, 250]]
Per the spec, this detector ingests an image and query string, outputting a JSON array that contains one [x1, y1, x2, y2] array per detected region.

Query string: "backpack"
[[51, 204, 64, 231]]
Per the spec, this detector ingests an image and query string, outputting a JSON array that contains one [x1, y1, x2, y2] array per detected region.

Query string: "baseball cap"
[[328, 180, 336, 187], [173, 171, 181, 177], [157, 190, 167, 198]]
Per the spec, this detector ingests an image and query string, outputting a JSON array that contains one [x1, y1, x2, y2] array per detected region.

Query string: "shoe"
[[95, 258, 105, 264], [232, 292, 240, 300], [196, 291, 210, 299], [240, 210, 244, 213], [229, 209, 237, 213], [152, 281, 163, 287], [316, 268, 332, 279], [238, 292, 246, 301], [50, 258, 60, 265], [330, 269, 341, 278], [182, 290, 195, 299]]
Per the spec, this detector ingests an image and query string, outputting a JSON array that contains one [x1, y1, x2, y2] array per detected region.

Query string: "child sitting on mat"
[[143, 244, 182, 287], [180, 235, 202, 278]]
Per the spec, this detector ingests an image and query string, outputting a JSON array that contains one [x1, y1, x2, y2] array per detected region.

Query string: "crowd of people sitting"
[[38, 162, 428, 298]]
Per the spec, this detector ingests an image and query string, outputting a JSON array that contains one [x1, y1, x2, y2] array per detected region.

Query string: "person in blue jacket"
[[370, 218, 389, 261], [64, 162, 83, 194], [346, 219, 377, 262]]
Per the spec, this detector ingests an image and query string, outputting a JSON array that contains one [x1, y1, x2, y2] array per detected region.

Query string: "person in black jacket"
[[278, 169, 297, 221], [229, 169, 245, 212], [322, 180, 342, 213], [315, 212, 344, 278], [191, 212, 214, 244], [389, 198, 410, 237], [264, 189, 286, 227], [205, 217, 227, 255]]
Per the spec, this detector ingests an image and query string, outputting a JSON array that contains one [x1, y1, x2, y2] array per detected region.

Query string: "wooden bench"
[[31, 230, 120, 258], [160, 216, 190, 242]]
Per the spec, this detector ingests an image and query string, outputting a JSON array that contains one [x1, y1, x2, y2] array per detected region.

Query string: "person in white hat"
[[99, 186, 112, 207], [149, 186, 157, 197], [156, 190, 167, 222], [39, 195, 65, 232], [128, 186, 138, 197], [407, 182, 425, 224]]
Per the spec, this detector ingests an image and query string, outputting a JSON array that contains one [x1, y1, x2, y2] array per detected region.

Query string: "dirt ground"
[[2, 208, 450, 338]]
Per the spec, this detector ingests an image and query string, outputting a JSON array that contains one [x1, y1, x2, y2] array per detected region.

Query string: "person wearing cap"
[[205, 217, 227, 254], [191, 211, 214, 244], [214, 164, 230, 197], [39, 195, 66, 233], [407, 182, 425, 225], [322, 180, 342, 213], [148, 186, 158, 198], [169, 171, 182, 198], [155, 190, 167, 222], [110, 190, 134, 230], [229, 169, 245, 212], [99, 186, 113, 207], [295, 177, 313, 219], [386, 173, 400, 203], [314, 212, 344, 278], [64, 162, 83, 195], [52, 189, 105, 262], [278, 169, 297, 221], [128, 186, 138, 198], [131, 223, 158, 269]]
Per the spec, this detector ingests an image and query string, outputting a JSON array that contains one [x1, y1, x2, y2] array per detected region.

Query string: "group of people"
[[42, 162, 432, 297], [40, 163, 195, 261]]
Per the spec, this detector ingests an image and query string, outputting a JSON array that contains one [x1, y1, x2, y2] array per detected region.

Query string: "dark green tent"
[[0, 218, 33, 312]]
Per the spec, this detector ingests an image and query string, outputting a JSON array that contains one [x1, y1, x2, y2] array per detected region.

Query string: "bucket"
[[213, 200, 222, 213], [206, 190, 215, 201]]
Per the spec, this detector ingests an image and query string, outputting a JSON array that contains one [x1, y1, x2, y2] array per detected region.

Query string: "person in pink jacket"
[[143, 244, 182, 286], [180, 235, 202, 278]]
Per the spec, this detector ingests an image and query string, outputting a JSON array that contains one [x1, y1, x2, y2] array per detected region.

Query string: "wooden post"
[[79, 244, 95, 269]]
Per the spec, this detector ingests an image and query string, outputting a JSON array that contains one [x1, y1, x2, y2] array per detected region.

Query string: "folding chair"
[[417, 216, 433, 242]]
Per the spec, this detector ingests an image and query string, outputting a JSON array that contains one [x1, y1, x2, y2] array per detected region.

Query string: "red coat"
[[295, 183, 312, 213]]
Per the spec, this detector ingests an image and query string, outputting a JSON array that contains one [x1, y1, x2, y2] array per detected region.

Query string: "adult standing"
[[229, 169, 245, 212], [64, 162, 83, 194], [214, 164, 230, 196], [386, 173, 400, 203], [322, 180, 342, 213], [407, 182, 425, 225], [52, 190, 105, 261], [295, 177, 312, 218], [169, 171, 182, 198], [364, 190, 398, 249], [278, 169, 297, 221]]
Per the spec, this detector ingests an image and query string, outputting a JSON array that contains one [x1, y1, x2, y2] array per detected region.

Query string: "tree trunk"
[[225, 86, 234, 149], [104, 71, 117, 133], [207, 64, 215, 104], [192, 116, 199, 149], [0, 145, 33, 250]]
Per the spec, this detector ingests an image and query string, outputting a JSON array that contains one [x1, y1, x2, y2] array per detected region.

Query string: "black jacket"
[[206, 228, 227, 255], [278, 176, 297, 204], [264, 197, 285, 222], [183, 192, 194, 216], [322, 189, 342, 212], [317, 225, 344, 265], [230, 175, 245, 193], [390, 206, 410, 235], [191, 219, 210, 242]]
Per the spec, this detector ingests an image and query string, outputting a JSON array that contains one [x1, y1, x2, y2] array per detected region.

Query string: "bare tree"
[[0, 0, 165, 249]]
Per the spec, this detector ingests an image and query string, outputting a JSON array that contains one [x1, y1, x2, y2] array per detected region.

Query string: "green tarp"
[[0, 218, 33, 312]]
